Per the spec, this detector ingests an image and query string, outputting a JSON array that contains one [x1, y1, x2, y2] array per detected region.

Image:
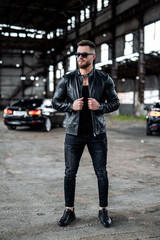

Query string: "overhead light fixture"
[[16, 64, 20, 67]]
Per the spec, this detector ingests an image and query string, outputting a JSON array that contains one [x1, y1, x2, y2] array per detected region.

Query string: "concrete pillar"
[[111, 0, 118, 83], [44, 68, 48, 99], [21, 53, 25, 98], [135, 16, 146, 116], [75, 13, 80, 38], [0, 47, 1, 104], [63, 58, 68, 75], [53, 64, 57, 93], [95, 45, 101, 64], [90, 1, 97, 41], [138, 27, 145, 104]]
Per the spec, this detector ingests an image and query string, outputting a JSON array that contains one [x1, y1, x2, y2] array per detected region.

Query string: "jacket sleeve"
[[102, 76, 120, 114], [52, 76, 73, 112]]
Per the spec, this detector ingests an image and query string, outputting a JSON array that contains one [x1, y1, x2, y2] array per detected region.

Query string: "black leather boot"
[[58, 208, 76, 227], [98, 208, 112, 228]]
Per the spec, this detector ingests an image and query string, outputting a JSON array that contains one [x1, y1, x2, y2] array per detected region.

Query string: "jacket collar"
[[77, 68, 94, 78]]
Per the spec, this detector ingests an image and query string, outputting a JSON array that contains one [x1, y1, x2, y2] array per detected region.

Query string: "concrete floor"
[[0, 112, 160, 240]]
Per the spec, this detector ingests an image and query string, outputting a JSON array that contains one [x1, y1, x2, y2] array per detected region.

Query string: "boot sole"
[[58, 216, 76, 227]]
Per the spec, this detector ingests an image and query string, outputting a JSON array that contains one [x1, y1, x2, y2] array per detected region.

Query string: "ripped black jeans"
[[64, 133, 108, 208]]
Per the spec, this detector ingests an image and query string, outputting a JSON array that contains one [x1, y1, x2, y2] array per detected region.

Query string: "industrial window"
[[1, 32, 9, 37], [70, 46, 74, 53], [68, 55, 76, 71], [101, 43, 109, 63], [144, 20, 160, 54], [56, 29, 63, 37], [67, 45, 74, 56], [36, 30, 45, 39], [85, 6, 90, 19], [124, 33, 133, 55], [35, 34, 42, 39], [119, 90, 159, 104], [80, 10, 85, 22], [104, 0, 109, 7], [56, 62, 64, 79], [67, 20, 72, 31], [144, 90, 159, 104], [67, 16, 75, 31], [49, 65, 54, 92], [10, 32, 18, 37], [118, 92, 134, 104], [97, 0, 102, 11], [47, 32, 54, 39], [27, 33, 35, 38], [0, 24, 46, 40], [71, 16, 75, 28], [19, 33, 26, 38]]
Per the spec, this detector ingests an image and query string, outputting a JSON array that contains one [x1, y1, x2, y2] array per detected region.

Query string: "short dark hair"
[[77, 40, 96, 52]]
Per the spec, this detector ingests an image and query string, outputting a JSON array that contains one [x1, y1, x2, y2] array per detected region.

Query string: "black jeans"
[[64, 132, 108, 208]]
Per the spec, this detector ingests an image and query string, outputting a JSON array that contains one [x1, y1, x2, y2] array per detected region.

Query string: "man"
[[52, 40, 120, 228]]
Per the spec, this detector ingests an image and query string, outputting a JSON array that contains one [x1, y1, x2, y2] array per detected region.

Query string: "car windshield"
[[153, 102, 160, 109], [12, 99, 43, 108]]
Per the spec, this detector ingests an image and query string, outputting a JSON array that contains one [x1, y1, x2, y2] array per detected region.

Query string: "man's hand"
[[72, 97, 84, 111], [88, 98, 99, 110]]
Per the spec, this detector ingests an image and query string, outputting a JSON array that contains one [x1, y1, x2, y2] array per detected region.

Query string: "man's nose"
[[79, 55, 83, 59]]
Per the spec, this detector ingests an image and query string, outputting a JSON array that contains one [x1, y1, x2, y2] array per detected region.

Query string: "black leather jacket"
[[52, 69, 120, 136]]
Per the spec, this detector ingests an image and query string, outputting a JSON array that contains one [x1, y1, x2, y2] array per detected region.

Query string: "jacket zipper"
[[88, 77, 96, 137], [76, 76, 83, 135], [91, 111, 96, 137]]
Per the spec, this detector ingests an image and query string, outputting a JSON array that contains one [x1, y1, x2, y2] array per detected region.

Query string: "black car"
[[145, 100, 160, 135], [3, 98, 65, 132]]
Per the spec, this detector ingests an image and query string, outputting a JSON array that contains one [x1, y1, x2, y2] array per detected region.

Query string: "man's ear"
[[93, 54, 96, 60]]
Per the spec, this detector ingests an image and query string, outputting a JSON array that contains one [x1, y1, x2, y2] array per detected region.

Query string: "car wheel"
[[7, 126, 16, 130], [43, 117, 52, 132]]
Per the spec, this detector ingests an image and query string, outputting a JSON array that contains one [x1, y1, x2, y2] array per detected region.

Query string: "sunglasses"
[[75, 52, 94, 58]]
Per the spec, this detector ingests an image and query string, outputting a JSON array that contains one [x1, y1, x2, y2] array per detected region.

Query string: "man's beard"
[[78, 60, 91, 69]]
